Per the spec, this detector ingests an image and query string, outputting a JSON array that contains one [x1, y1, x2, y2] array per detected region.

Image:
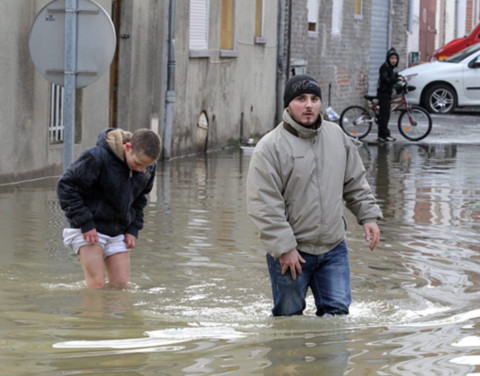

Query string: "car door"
[[462, 53, 480, 104]]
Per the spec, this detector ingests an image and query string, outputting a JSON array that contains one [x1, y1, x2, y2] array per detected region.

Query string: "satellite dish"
[[29, 0, 116, 88]]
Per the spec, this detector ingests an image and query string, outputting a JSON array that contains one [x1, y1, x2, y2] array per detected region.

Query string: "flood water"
[[0, 141, 479, 375]]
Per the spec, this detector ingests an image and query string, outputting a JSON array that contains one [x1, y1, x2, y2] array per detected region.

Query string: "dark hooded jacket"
[[57, 128, 156, 238], [377, 47, 400, 94]]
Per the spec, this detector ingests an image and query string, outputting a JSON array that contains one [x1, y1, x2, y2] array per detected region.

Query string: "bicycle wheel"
[[339, 105, 373, 139], [397, 106, 432, 141]]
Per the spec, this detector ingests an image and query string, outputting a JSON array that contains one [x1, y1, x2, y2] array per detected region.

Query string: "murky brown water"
[[0, 142, 479, 375]]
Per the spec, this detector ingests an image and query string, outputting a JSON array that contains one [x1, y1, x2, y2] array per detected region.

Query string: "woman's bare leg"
[[79, 244, 106, 289], [105, 251, 131, 289]]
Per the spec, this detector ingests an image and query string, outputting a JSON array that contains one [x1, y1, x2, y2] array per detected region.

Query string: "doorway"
[[419, 0, 436, 62]]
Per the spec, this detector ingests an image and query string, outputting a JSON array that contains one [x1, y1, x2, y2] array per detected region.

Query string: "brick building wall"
[[285, 0, 409, 114], [390, 0, 409, 70], [466, 0, 474, 31]]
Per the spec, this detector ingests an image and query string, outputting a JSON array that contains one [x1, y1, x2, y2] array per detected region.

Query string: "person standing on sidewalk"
[[377, 47, 404, 142], [246, 74, 383, 316]]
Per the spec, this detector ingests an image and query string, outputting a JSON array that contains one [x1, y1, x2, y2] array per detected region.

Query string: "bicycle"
[[339, 81, 432, 141]]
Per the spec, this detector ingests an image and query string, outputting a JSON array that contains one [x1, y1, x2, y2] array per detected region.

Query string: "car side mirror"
[[468, 58, 480, 68]]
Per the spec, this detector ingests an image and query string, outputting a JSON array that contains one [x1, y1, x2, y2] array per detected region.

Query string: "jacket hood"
[[97, 128, 133, 161], [282, 109, 321, 138], [386, 47, 399, 67]]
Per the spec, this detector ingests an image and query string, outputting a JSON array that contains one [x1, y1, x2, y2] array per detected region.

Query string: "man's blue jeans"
[[266, 241, 351, 316]]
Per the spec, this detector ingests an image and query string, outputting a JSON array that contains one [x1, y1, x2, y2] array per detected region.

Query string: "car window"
[[445, 44, 480, 63], [470, 55, 480, 68]]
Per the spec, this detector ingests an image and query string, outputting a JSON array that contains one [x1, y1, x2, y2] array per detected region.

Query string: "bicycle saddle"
[[364, 95, 377, 101]]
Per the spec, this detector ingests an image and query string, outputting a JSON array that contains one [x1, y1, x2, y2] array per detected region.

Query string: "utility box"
[[410, 51, 419, 64], [290, 59, 308, 75]]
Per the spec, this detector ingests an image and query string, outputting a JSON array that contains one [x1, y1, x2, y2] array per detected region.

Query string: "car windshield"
[[444, 44, 480, 63]]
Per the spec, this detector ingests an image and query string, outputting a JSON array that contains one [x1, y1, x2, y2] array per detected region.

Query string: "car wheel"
[[423, 84, 457, 114]]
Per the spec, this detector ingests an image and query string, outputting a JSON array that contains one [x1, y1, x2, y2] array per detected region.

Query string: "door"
[[463, 54, 480, 103], [419, 0, 436, 62], [368, 0, 390, 95]]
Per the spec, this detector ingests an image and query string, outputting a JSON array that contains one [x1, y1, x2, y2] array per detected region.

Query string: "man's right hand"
[[279, 249, 306, 280]]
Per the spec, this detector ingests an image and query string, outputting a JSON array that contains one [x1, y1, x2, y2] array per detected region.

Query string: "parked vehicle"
[[400, 44, 480, 114], [432, 23, 480, 61]]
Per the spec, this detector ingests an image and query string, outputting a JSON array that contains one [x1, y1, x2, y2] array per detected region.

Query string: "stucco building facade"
[[0, 0, 279, 184], [3, 0, 476, 184]]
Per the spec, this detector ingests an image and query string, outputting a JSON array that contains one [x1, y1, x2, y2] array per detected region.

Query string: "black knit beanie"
[[283, 74, 322, 108]]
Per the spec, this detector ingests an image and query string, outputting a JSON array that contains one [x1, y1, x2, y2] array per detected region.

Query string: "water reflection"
[[0, 143, 478, 375], [263, 326, 350, 376]]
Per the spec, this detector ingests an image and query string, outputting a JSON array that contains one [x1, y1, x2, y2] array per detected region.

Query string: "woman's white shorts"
[[63, 228, 129, 259]]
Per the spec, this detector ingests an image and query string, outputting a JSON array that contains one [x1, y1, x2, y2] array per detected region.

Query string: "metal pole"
[[407, 0, 414, 33], [63, 0, 78, 171], [163, 0, 176, 160]]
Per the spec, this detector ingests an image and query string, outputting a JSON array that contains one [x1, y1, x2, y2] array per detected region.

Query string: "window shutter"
[[221, 0, 235, 50], [255, 0, 264, 37], [190, 0, 209, 50], [307, 0, 319, 24]]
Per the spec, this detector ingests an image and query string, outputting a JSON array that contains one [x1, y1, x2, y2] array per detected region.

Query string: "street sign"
[[29, 0, 116, 88]]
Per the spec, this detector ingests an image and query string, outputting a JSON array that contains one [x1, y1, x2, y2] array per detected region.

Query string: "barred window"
[[49, 83, 64, 143]]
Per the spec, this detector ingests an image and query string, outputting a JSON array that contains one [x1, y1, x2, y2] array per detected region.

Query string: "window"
[[354, 0, 363, 19], [189, 0, 209, 51], [332, 0, 343, 36], [220, 0, 237, 56], [49, 83, 64, 143], [307, 0, 319, 34], [254, 0, 266, 43]]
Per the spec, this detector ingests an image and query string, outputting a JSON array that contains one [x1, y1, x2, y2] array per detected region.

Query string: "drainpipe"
[[407, 0, 413, 33], [275, 0, 287, 125], [275, 0, 292, 125], [286, 0, 292, 77], [387, 0, 393, 48], [163, 0, 176, 160], [454, 0, 459, 37]]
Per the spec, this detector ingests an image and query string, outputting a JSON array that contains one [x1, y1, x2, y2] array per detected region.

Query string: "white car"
[[400, 44, 480, 113]]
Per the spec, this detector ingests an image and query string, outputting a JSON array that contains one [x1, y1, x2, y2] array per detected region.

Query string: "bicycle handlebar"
[[394, 80, 416, 94]]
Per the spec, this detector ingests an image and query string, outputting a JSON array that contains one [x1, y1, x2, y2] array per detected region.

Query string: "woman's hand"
[[82, 228, 99, 244], [124, 233, 137, 249]]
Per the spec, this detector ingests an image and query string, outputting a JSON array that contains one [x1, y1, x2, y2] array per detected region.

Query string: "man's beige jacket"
[[246, 110, 383, 258]]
